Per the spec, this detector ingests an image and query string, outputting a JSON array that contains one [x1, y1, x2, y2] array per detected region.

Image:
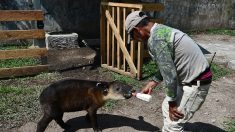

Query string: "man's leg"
[[162, 82, 211, 132]]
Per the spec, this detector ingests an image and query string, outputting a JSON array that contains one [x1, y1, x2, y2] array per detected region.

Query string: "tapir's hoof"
[[62, 124, 71, 130], [94, 128, 102, 132]]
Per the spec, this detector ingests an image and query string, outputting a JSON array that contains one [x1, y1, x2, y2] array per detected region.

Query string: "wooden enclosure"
[[100, 2, 164, 80], [0, 10, 48, 78]]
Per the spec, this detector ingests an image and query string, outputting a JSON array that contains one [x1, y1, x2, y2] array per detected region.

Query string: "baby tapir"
[[37, 78, 133, 132]]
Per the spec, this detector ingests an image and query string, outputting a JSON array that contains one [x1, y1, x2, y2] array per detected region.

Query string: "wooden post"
[[32, 0, 45, 48]]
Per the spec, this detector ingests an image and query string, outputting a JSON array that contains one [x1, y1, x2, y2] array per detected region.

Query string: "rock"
[[211, 119, 216, 123], [48, 47, 96, 71], [46, 32, 79, 49], [228, 60, 235, 70]]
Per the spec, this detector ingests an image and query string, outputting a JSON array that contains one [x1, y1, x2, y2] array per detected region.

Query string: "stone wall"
[[0, 0, 34, 30], [0, 0, 234, 39], [157, 0, 235, 30]]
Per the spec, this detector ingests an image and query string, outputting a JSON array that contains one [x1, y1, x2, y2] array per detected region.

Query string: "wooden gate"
[[0, 10, 48, 78], [100, 2, 164, 80]]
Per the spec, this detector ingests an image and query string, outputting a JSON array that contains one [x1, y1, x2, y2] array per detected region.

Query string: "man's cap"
[[125, 11, 148, 34], [125, 11, 148, 43]]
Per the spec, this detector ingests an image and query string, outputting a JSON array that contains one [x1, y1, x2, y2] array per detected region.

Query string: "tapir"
[[36, 78, 133, 132]]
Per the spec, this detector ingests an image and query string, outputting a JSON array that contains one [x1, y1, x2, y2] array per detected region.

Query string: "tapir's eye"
[[116, 88, 120, 91]]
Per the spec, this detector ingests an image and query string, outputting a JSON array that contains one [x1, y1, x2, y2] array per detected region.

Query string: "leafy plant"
[[188, 28, 235, 36], [223, 119, 235, 132], [211, 63, 231, 81]]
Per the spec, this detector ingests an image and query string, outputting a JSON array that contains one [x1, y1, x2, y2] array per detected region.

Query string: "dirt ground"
[[6, 34, 235, 132]]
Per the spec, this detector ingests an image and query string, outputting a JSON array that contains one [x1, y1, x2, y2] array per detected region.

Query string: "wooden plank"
[[142, 3, 165, 11], [101, 2, 142, 9], [106, 10, 137, 74], [0, 10, 44, 21], [112, 7, 115, 67], [102, 64, 136, 78], [117, 7, 120, 69], [107, 19, 110, 66], [150, 18, 164, 24], [0, 48, 47, 60], [101, 2, 164, 11], [0, 29, 45, 41], [122, 8, 126, 71], [137, 42, 143, 80], [100, 5, 107, 64], [0, 65, 49, 78]]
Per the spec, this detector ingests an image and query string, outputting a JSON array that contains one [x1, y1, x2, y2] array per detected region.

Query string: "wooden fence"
[[100, 2, 164, 80], [0, 10, 48, 78]]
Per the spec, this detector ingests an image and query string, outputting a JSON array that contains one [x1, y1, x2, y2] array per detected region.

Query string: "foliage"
[[223, 119, 235, 132], [188, 28, 235, 36], [211, 63, 231, 81], [0, 58, 40, 68]]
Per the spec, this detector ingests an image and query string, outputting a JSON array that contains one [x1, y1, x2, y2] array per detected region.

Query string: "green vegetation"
[[211, 63, 231, 81], [142, 60, 158, 79], [0, 72, 62, 128], [112, 60, 231, 84], [188, 28, 235, 36], [223, 119, 235, 132], [111, 72, 142, 89], [0, 85, 42, 128], [205, 29, 235, 36], [102, 100, 118, 111], [0, 58, 40, 68], [0, 43, 39, 68]]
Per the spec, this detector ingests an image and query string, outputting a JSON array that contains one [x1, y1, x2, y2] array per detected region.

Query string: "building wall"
[[0, 0, 234, 39], [158, 0, 235, 30]]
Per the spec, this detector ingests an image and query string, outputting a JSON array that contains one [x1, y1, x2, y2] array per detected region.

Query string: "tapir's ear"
[[96, 82, 102, 87]]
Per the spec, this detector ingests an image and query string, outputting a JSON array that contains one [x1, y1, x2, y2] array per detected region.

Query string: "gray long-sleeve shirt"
[[148, 23, 209, 101]]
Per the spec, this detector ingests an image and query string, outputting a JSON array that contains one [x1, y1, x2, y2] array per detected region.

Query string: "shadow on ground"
[[185, 122, 226, 132], [65, 114, 160, 132]]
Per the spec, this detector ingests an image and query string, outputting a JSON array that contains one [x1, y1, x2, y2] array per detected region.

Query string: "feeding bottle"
[[135, 93, 152, 102]]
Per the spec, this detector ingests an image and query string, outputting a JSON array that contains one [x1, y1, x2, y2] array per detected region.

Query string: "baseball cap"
[[125, 11, 148, 43]]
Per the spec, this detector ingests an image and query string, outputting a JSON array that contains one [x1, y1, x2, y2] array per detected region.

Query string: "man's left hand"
[[168, 101, 184, 121]]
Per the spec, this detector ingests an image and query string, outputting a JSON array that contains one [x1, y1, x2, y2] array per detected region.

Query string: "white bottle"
[[136, 93, 152, 102]]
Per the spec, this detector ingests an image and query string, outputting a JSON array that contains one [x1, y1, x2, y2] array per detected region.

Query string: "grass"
[[0, 43, 40, 68], [0, 85, 42, 128], [111, 72, 143, 89], [0, 58, 40, 68], [211, 63, 231, 81], [112, 60, 231, 83], [188, 28, 235, 36], [223, 119, 235, 132], [102, 100, 118, 112], [0, 72, 62, 129]]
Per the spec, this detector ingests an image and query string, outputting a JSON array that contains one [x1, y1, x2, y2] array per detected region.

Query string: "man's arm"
[[151, 40, 178, 101], [151, 39, 184, 121]]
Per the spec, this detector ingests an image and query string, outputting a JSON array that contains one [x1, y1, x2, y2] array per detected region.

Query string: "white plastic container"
[[136, 93, 152, 102]]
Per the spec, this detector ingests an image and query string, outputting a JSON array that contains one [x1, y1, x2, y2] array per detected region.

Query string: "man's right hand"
[[141, 80, 158, 94]]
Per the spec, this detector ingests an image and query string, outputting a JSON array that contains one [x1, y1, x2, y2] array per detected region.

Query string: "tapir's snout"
[[123, 89, 135, 99]]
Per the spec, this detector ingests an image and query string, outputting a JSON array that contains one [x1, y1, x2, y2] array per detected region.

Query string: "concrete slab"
[[48, 47, 96, 71], [192, 34, 235, 70]]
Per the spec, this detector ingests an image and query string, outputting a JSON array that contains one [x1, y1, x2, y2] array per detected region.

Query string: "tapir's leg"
[[54, 112, 70, 130], [85, 113, 90, 122], [37, 114, 53, 132], [87, 107, 101, 132]]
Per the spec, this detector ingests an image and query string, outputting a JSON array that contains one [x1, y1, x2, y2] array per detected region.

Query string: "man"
[[126, 11, 212, 132]]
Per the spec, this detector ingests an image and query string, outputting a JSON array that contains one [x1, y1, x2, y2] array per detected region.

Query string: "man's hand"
[[141, 80, 158, 94], [168, 101, 184, 121]]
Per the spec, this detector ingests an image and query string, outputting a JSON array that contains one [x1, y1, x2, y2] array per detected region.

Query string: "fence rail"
[[0, 10, 47, 78], [0, 10, 44, 21], [100, 2, 164, 80]]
